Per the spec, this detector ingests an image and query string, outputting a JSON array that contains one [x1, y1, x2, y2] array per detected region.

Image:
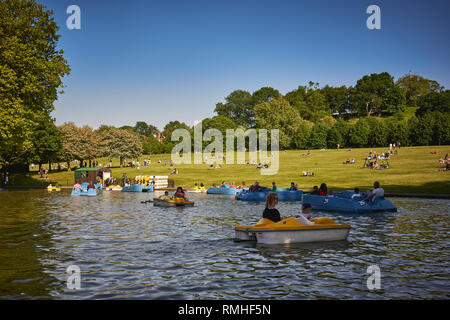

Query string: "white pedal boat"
[[235, 217, 350, 244]]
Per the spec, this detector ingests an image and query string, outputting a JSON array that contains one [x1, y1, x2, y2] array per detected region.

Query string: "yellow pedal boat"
[[187, 187, 207, 193], [153, 198, 195, 207], [47, 185, 61, 191], [235, 217, 350, 244], [105, 185, 122, 191]]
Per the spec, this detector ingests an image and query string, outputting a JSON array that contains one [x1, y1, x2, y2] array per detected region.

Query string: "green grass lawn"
[[8, 145, 450, 194]]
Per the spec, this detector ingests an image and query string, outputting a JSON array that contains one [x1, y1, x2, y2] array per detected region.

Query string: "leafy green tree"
[[26, 115, 62, 170], [254, 97, 304, 149], [309, 123, 329, 149], [351, 72, 405, 116], [385, 119, 409, 146], [142, 135, 164, 154], [252, 87, 281, 105], [327, 126, 343, 149], [293, 121, 312, 150], [366, 117, 387, 147], [321, 85, 349, 115], [407, 115, 433, 146], [58, 122, 81, 169], [0, 0, 70, 167], [285, 82, 330, 122], [215, 90, 254, 128], [161, 121, 191, 141], [100, 127, 142, 165], [348, 119, 370, 147], [417, 90, 450, 116], [396, 73, 442, 108]]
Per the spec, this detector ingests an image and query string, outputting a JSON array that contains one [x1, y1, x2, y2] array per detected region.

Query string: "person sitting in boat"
[[294, 203, 314, 225], [55, 182, 61, 188], [159, 191, 171, 200], [249, 182, 260, 192], [200, 182, 205, 188], [211, 183, 217, 188], [271, 181, 277, 191], [87, 181, 95, 190], [289, 182, 298, 191], [174, 187, 187, 200], [328, 190, 335, 197], [73, 183, 82, 190], [311, 185, 320, 195], [229, 181, 236, 188], [319, 183, 328, 196], [351, 187, 361, 199], [221, 181, 226, 186], [238, 181, 246, 189], [363, 181, 384, 202], [263, 192, 282, 223]]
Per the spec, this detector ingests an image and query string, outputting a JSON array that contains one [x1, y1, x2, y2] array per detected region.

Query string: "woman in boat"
[[229, 181, 236, 188], [73, 183, 82, 190], [263, 192, 281, 222], [319, 183, 328, 196], [174, 187, 187, 200], [87, 181, 95, 190], [289, 182, 298, 191]]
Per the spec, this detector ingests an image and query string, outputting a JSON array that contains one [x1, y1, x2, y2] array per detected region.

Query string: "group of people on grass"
[[438, 153, 450, 171]]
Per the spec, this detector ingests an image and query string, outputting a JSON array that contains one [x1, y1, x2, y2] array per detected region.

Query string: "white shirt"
[[372, 187, 384, 198]]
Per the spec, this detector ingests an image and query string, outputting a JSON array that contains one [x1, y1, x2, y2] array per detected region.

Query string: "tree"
[[365, 117, 387, 147], [396, 73, 442, 108], [58, 122, 81, 169], [27, 115, 62, 170], [348, 119, 370, 147], [161, 121, 191, 141], [321, 85, 349, 115], [351, 72, 405, 117], [100, 127, 142, 165], [214, 90, 254, 128], [254, 97, 305, 149], [293, 121, 312, 150], [0, 0, 70, 168], [309, 123, 329, 149], [416, 90, 450, 116], [285, 82, 330, 122], [407, 115, 433, 146], [252, 87, 281, 105]]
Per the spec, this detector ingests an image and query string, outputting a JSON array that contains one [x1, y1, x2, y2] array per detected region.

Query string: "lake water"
[[0, 189, 448, 299]]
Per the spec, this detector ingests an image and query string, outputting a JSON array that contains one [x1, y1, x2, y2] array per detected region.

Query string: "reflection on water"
[[0, 190, 448, 299]]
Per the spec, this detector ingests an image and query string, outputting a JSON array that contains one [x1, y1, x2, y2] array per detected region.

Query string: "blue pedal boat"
[[235, 188, 303, 201], [302, 190, 397, 214], [71, 187, 97, 196], [122, 184, 154, 192], [206, 184, 240, 195]]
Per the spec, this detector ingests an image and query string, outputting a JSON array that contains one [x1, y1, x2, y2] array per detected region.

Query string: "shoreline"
[[2, 186, 449, 199]]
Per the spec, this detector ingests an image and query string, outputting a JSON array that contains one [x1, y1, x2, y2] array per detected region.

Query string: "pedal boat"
[[122, 184, 154, 192], [235, 217, 350, 244], [71, 188, 97, 196], [153, 198, 194, 207], [47, 185, 61, 192], [187, 187, 207, 193], [303, 190, 397, 214], [105, 185, 123, 191], [236, 188, 303, 201]]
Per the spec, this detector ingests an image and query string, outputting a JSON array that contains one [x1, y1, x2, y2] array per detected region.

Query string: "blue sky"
[[38, 0, 450, 130]]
